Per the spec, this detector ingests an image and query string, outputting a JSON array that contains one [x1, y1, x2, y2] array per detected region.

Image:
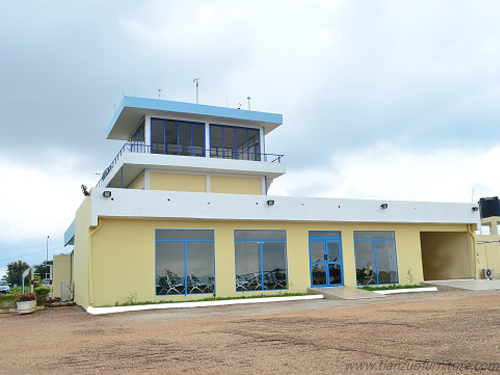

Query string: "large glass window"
[[151, 118, 205, 157], [235, 230, 287, 291], [354, 231, 398, 285], [210, 125, 261, 161], [156, 230, 215, 295]]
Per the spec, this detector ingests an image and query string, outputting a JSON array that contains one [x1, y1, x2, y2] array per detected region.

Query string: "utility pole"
[[193, 78, 200, 104], [46, 236, 49, 276]]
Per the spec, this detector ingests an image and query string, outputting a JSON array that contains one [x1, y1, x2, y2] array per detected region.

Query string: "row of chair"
[[157, 274, 215, 295]]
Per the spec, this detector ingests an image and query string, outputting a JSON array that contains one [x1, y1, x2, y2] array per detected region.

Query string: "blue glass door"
[[310, 239, 343, 287]]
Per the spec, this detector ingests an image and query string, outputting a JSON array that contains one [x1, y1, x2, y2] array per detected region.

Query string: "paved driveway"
[[1, 290, 499, 374]]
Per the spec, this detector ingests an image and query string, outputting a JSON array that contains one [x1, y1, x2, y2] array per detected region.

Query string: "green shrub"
[[34, 286, 51, 306], [33, 275, 42, 289]]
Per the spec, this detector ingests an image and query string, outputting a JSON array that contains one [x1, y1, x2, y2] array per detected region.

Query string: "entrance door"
[[310, 238, 343, 287]]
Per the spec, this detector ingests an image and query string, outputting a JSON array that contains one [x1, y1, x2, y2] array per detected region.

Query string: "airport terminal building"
[[64, 97, 480, 308]]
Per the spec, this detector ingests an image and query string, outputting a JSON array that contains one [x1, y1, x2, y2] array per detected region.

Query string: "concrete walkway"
[[308, 286, 386, 300], [424, 278, 500, 291]]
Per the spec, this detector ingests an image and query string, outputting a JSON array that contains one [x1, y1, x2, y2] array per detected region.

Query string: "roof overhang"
[[107, 97, 283, 140]]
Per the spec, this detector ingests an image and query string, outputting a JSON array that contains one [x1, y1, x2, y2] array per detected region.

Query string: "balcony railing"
[[96, 143, 284, 187]]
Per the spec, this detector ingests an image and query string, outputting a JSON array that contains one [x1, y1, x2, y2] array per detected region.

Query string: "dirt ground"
[[2, 290, 500, 374]]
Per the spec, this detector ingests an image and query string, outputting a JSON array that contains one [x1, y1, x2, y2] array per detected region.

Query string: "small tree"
[[6, 260, 30, 286]]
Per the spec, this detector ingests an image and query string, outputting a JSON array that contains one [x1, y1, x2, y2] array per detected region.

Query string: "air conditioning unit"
[[61, 280, 72, 302], [483, 268, 495, 281]]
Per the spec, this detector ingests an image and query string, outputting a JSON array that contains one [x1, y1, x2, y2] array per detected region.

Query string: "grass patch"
[[360, 284, 426, 292], [0, 293, 16, 309], [97, 292, 307, 308]]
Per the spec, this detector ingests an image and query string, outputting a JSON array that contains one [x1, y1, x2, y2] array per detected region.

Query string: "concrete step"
[[308, 286, 387, 300], [424, 279, 500, 291]]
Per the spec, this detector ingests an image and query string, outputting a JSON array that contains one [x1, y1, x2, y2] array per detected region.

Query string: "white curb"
[[87, 294, 324, 315], [373, 287, 438, 295]]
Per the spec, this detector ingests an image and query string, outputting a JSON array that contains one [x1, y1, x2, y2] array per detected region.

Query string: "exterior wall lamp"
[[380, 203, 388, 209], [472, 206, 479, 212], [267, 200, 275, 206], [103, 191, 112, 198]]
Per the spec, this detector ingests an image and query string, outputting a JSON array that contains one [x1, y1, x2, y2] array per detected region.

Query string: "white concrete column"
[[145, 169, 150, 190], [206, 173, 211, 192], [260, 127, 266, 161], [205, 122, 210, 158], [145, 115, 151, 148]]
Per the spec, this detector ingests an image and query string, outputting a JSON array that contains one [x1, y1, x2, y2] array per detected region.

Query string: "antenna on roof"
[[193, 78, 200, 104], [238, 103, 242, 110], [158, 89, 162, 99], [247, 96, 251, 110]]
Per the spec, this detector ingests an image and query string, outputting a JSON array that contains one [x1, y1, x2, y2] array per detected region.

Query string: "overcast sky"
[[1, 1, 500, 277]]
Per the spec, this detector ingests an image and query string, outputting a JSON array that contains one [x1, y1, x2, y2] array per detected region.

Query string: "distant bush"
[[34, 287, 51, 306]]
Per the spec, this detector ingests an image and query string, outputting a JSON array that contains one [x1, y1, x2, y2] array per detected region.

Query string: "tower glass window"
[[210, 124, 261, 161], [151, 118, 205, 156]]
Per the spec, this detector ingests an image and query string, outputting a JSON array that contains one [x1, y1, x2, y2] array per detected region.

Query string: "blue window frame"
[[354, 231, 398, 285], [151, 118, 205, 157], [210, 124, 260, 161], [309, 231, 344, 287], [155, 230, 215, 295], [234, 230, 288, 291]]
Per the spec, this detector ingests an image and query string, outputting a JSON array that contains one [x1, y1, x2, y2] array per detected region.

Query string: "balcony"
[[96, 143, 284, 187]]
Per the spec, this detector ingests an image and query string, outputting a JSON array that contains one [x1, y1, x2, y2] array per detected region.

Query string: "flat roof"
[[107, 97, 283, 140]]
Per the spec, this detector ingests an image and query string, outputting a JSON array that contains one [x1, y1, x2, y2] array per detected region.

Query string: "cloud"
[[269, 143, 500, 203], [0, 152, 94, 244]]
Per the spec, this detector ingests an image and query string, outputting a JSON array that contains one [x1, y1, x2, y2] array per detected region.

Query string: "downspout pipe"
[[88, 221, 103, 306]]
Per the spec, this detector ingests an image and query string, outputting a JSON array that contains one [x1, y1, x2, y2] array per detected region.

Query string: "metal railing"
[[96, 143, 284, 187]]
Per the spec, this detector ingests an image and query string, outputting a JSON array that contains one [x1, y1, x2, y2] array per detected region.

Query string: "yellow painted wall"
[[476, 234, 500, 279], [150, 172, 206, 192], [73, 196, 92, 308], [210, 176, 263, 195], [420, 232, 474, 280], [481, 217, 500, 235], [80, 218, 472, 307], [129, 174, 145, 190], [53, 254, 72, 299]]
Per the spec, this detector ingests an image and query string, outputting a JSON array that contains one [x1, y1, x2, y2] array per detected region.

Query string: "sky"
[[1, 0, 500, 277]]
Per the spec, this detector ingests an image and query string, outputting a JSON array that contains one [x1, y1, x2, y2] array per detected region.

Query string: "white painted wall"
[[89, 187, 480, 227]]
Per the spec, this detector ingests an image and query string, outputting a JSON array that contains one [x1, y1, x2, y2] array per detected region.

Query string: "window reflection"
[[156, 230, 215, 295], [354, 231, 398, 285], [235, 230, 288, 291]]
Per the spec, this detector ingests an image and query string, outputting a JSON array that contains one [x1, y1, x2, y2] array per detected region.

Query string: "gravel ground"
[[1, 290, 500, 374]]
